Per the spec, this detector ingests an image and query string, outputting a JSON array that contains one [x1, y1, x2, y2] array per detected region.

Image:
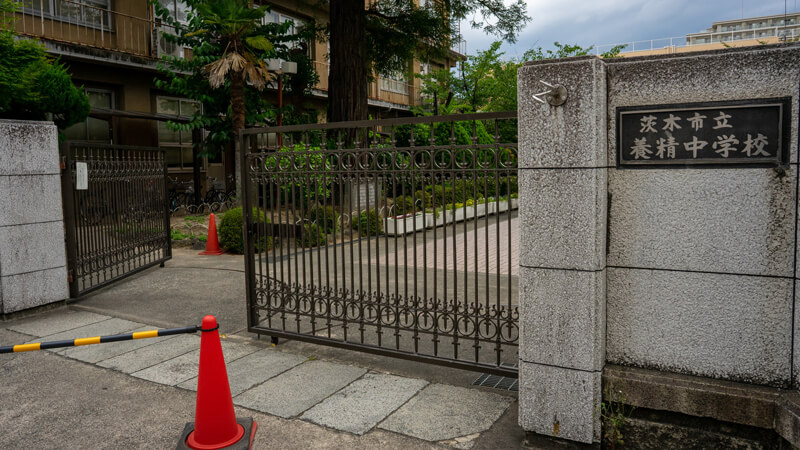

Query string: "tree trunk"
[[231, 70, 245, 205], [328, 0, 369, 124]]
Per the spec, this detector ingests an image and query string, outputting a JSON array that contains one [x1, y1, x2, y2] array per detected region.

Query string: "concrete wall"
[[516, 43, 800, 445], [0, 120, 69, 314], [605, 45, 800, 389]]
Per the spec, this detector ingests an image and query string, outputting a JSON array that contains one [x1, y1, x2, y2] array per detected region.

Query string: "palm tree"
[[192, 0, 273, 135], [187, 0, 274, 201]]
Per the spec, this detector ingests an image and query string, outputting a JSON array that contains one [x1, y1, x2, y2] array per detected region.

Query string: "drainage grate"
[[472, 364, 519, 391]]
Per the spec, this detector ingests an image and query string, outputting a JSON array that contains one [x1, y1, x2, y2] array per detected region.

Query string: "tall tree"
[[153, 0, 318, 199], [0, 0, 89, 131], [326, 0, 530, 123], [154, 0, 274, 145]]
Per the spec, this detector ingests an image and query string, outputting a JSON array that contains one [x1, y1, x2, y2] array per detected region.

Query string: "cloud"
[[459, 0, 795, 59]]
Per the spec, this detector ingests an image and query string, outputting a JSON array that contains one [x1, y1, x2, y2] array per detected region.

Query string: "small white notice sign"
[[76, 162, 88, 190]]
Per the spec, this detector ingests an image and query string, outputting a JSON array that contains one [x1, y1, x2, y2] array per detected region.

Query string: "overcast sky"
[[459, 0, 799, 58]]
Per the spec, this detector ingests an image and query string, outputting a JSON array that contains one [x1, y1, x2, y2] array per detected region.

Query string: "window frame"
[[156, 95, 204, 172], [23, 0, 113, 31], [64, 86, 114, 143]]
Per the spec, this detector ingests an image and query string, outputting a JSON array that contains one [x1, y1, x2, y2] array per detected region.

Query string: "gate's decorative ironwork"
[[61, 142, 171, 297], [241, 112, 518, 376]]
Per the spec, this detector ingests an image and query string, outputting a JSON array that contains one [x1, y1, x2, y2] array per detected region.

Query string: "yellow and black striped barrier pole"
[[0, 325, 201, 354]]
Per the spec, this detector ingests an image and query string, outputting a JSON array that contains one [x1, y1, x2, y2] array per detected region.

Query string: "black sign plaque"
[[617, 98, 790, 167]]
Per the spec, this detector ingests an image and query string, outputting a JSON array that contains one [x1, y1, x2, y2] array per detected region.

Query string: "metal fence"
[[241, 112, 519, 376], [61, 142, 171, 297]]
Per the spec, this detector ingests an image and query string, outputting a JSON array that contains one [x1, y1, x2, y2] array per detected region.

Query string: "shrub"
[[352, 209, 383, 236], [391, 195, 416, 216], [414, 190, 433, 209], [219, 207, 272, 254], [305, 205, 340, 233], [0, 30, 89, 129], [296, 222, 327, 248]]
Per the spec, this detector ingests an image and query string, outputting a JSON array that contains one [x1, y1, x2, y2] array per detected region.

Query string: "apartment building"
[[686, 12, 800, 44], [599, 11, 800, 58], [9, 0, 461, 182]]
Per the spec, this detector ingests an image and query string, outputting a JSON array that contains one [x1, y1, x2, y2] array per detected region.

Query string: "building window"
[[26, 0, 111, 29], [64, 88, 113, 142], [158, 0, 189, 24], [381, 74, 409, 95], [263, 11, 307, 52], [157, 96, 201, 171]]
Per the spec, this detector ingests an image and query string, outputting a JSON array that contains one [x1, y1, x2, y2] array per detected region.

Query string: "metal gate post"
[[239, 131, 257, 330], [162, 148, 172, 262], [59, 142, 80, 298]]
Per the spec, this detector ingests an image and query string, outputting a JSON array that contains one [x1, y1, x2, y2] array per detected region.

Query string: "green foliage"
[[390, 195, 417, 216], [305, 205, 340, 233], [327, 0, 529, 122], [415, 40, 626, 143], [219, 206, 272, 253], [265, 144, 332, 205], [601, 383, 635, 449], [296, 222, 327, 247], [363, 0, 529, 79], [171, 229, 189, 240], [352, 209, 383, 236], [0, 2, 89, 130], [152, 0, 319, 158]]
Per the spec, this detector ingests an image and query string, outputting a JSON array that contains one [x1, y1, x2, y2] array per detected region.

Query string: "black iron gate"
[[61, 142, 171, 297], [241, 112, 519, 376]]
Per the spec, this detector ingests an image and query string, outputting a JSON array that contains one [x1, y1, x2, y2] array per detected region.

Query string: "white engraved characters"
[[687, 112, 707, 131], [630, 138, 653, 159], [662, 114, 682, 132], [683, 136, 708, 158], [712, 112, 733, 129], [640, 115, 657, 133], [629, 110, 773, 162], [712, 135, 739, 158], [655, 137, 677, 159], [742, 133, 770, 157]]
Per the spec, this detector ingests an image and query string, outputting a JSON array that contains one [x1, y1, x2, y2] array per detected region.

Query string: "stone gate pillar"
[[517, 56, 608, 444], [0, 119, 68, 315]]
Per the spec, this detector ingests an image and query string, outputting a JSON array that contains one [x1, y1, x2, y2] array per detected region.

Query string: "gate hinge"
[[67, 270, 73, 283], [60, 156, 67, 170]]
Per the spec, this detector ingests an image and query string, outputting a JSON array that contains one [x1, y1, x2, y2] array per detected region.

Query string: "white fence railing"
[[596, 25, 800, 55]]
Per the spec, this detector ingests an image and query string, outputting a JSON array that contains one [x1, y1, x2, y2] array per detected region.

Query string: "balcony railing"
[[596, 25, 800, 55], [9, 0, 154, 58], [311, 61, 422, 108]]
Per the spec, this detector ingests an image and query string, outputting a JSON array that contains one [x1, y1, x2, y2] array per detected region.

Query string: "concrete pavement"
[[0, 248, 524, 449]]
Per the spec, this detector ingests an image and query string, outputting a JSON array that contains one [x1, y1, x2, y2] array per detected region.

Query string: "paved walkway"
[[377, 216, 520, 276], [0, 249, 523, 449]]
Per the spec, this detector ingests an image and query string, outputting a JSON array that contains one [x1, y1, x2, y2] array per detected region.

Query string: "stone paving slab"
[[7, 310, 110, 337], [130, 340, 260, 386], [61, 326, 177, 364], [379, 383, 513, 443], [97, 333, 200, 374], [233, 360, 367, 419], [29, 318, 143, 354], [177, 347, 307, 396], [301, 372, 428, 435]]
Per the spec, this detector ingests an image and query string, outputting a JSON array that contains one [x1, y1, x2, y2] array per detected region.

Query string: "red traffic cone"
[[177, 315, 257, 450], [199, 213, 224, 255]]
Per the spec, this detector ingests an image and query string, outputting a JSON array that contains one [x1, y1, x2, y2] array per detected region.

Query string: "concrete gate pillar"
[[516, 56, 608, 444]]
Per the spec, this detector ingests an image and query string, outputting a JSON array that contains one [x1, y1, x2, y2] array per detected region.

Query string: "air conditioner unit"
[[157, 27, 184, 58]]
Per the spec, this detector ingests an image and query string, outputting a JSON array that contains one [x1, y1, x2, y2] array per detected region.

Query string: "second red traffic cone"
[[199, 213, 224, 255]]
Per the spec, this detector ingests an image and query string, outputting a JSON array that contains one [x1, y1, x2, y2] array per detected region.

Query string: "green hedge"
[[305, 205, 340, 233], [296, 222, 327, 248], [219, 207, 272, 254], [352, 209, 383, 236]]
